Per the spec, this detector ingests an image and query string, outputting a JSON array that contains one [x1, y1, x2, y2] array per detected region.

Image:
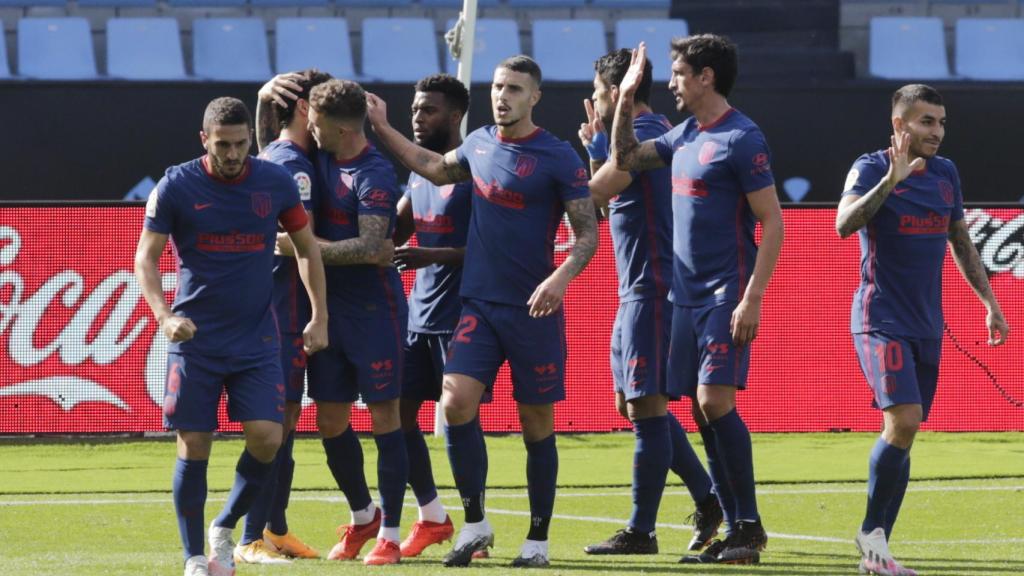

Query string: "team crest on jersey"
[[843, 168, 860, 193], [252, 192, 272, 218], [698, 141, 718, 166], [938, 180, 954, 206], [336, 172, 354, 199], [515, 154, 538, 178]]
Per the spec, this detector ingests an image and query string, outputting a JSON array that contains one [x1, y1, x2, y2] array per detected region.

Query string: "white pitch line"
[[3, 492, 1021, 546]]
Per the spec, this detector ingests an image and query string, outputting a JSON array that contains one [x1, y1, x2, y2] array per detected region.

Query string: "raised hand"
[[258, 73, 303, 108], [885, 130, 925, 189], [365, 92, 389, 130], [619, 42, 647, 101], [579, 99, 608, 162]]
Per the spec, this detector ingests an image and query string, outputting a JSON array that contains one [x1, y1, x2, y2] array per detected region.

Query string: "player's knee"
[[245, 425, 283, 462], [626, 395, 668, 421], [316, 403, 351, 438], [368, 399, 401, 434], [283, 402, 302, 433], [518, 404, 554, 442], [400, 399, 423, 432], [441, 378, 480, 425]]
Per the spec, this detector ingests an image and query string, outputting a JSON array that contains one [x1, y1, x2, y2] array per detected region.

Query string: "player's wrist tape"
[[586, 132, 609, 161]]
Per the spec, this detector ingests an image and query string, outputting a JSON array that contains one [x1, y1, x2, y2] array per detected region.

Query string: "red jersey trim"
[[496, 126, 543, 144], [698, 108, 735, 132], [335, 144, 371, 166], [279, 203, 309, 233]]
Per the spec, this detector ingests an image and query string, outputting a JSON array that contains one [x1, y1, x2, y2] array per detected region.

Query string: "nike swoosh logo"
[[194, 203, 213, 210], [706, 364, 725, 373], [893, 188, 910, 195], [374, 383, 388, 390], [538, 385, 556, 394]]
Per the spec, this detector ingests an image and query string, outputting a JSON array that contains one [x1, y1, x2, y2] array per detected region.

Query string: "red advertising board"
[[0, 206, 1021, 433]]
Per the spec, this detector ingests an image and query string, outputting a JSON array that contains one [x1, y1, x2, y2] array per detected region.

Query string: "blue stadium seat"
[[252, 0, 327, 7], [362, 18, 439, 82], [421, 0, 501, 6], [0, 0, 63, 6], [78, 0, 156, 7], [615, 19, 688, 81], [505, 0, 585, 6], [193, 18, 272, 81], [18, 18, 97, 79], [444, 18, 520, 80], [107, 19, 186, 79], [0, 23, 8, 78], [956, 18, 1024, 80], [532, 19, 606, 82], [336, 0, 413, 6], [276, 18, 355, 78], [592, 0, 670, 7], [168, 0, 245, 7], [869, 17, 950, 79]]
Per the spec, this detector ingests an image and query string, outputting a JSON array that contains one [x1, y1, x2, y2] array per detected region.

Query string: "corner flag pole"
[[435, 0, 478, 437]]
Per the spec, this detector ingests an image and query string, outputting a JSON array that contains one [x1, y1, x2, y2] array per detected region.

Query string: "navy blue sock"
[[699, 425, 736, 533], [884, 456, 911, 540], [267, 431, 296, 536], [628, 416, 671, 533], [173, 458, 208, 561], [214, 449, 274, 529], [667, 412, 713, 503], [862, 437, 909, 533], [240, 436, 287, 544], [525, 434, 558, 541], [405, 427, 439, 506], [707, 409, 759, 522], [323, 426, 372, 512], [446, 418, 486, 523], [374, 429, 409, 529]]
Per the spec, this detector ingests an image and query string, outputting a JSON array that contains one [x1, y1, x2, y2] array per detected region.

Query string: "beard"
[[211, 156, 244, 178], [415, 129, 451, 153]]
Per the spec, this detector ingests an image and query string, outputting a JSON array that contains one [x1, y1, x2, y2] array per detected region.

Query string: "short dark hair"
[[415, 73, 470, 115], [309, 79, 367, 123], [595, 48, 653, 104], [497, 55, 542, 87], [892, 84, 943, 114], [670, 34, 738, 97], [279, 68, 333, 129], [203, 97, 251, 132]]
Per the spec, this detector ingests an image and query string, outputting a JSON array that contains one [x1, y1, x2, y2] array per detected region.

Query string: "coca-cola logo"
[[964, 209, 1024, 279], [0, 225, 172, 412]]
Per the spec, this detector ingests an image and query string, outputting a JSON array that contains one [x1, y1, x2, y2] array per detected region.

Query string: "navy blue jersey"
[[455, 126, 590, 307], [608, 112, 674, 302], [405, 173, 472, 334], [259, 139, 315, 334], [843, 150, 965, 338], [313, 145, 406, 318], [653, 108, 775, 306], [144, 156, 308, 356]]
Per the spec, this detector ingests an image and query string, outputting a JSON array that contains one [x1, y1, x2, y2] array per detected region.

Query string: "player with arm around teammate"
[[836, 84, 1008, 576], [134, 97, 328, 576]]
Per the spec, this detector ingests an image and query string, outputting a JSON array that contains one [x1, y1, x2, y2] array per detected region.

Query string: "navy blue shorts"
[[402, 331, 451, 402], [853, 331, 941, 421], [163, 351, 285, 432], [307, 311, 406, 404], [667, 302, 750, 399], [444, 298, 566, 405], [279, 333, 308, 404], [611, 298, 678, 401]]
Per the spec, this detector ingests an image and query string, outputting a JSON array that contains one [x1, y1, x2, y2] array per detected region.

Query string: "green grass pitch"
[[1, 432, 1022, 575]]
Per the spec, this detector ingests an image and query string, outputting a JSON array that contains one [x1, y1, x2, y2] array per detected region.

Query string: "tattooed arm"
[[611, 43, 667, 173], [526, 196, 599, 318], [365, 92, 470, 185], [256, 73, 303, 151], [319, 214, 395, 266], [948, 219, 1009, 345], [836, 131, 923, 238]]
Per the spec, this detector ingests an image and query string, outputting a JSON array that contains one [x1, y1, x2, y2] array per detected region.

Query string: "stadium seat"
[[336, 0, 413, 6], [955, 18, 1024, 80], [868, 17, 950, 79], [252, 0, 327, 7], [532, 19, 606, 82], [362, 17, 439, 82], [0, 0, 63, 6], [276, 18, 355, 79], [0, 22, 8, 78], [444, 18, 520, 80], [193, 18, 272, 81], [615, 19, 689, 81], [18, 18, 97, 79], [591, 0, 670, 7], [78, 0, 156, 6], [505, 0, 585, 6], [421, 0, 501, 6], [168, 0, 245, 7], [107, 18, 186, 79]]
